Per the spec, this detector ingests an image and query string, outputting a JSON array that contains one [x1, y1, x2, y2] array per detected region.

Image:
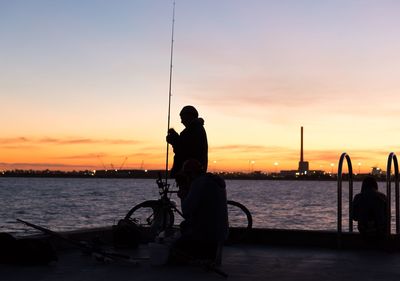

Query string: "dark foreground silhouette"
[[0, 232, 57, 265]]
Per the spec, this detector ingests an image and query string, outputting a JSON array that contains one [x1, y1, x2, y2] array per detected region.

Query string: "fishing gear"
[[165, 1, 176, 184], [16, 219, 143, 264]]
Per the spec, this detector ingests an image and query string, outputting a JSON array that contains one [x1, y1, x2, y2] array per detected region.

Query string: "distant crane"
[[97, 155, 107, 170], [119, 157, 128, 170]]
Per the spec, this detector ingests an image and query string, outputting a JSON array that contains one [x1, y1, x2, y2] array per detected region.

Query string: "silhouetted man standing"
[[166, 105, 208, 178]]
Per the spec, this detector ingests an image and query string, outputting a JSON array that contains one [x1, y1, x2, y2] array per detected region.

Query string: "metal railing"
[[337, 152, 400, 247], [386, 152, 399, 234], [337, 152, 354, 247]]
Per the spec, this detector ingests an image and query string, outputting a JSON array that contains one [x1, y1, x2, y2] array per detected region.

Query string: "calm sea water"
[[0, 177, 393, 236]]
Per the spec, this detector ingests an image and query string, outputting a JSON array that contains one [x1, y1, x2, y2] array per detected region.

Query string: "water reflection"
[[0, 177, 394, 235]]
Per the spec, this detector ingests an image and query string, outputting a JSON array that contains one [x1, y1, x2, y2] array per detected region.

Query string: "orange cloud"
[[51, 153, 109, 160], [0, 162, 97, 170], [0, 137, 29, 144], [0, 137, 141, 146]]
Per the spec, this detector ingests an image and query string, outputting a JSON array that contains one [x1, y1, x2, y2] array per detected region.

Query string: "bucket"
[[149, 242, 170, 266]]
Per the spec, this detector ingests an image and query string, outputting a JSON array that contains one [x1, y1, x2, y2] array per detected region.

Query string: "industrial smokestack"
[[300, 126, 304, 162], [298, 126, 309, 174]]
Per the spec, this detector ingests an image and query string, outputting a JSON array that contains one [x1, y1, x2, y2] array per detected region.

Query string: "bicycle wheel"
[[125, 200, 174, 235], [227, 200, 252, 243]]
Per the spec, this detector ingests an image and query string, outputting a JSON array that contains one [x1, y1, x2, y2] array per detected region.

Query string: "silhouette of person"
[[171, 159, 228, 262], [352, 176, 388, 239], [166, 105, 208, 178]]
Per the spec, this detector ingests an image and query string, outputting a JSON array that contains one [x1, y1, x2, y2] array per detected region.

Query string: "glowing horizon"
[[0, 133, 393, 174], [1, 1, 400, 174]]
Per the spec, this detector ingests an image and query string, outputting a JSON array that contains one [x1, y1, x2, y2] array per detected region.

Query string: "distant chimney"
[[300, 126, 304, 162], [298, 126, 309, 174]]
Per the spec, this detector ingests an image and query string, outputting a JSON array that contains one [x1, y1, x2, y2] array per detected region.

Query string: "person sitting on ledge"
[[352, 176, 388, 239], [170, 159, 228, 263]]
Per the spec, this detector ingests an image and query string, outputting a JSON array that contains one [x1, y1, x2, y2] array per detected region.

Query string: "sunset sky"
[[1, 0, 400, 173]]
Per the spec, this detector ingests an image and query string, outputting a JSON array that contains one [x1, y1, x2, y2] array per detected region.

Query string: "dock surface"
[[2, 243, 400, 281]]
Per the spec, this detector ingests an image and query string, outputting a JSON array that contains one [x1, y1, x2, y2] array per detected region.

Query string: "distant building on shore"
[[371, 167, 383, 176]]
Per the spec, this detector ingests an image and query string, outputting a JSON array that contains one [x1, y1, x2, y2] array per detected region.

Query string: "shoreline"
[[0, 173, 385, 181]]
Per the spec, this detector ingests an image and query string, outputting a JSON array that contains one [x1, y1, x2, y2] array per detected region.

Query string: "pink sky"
[[1, 1, 400, 173]]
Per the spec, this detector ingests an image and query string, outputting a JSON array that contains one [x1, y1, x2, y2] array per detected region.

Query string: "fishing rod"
[[165, 1, 176, 184], [16, 219, 143, 264]]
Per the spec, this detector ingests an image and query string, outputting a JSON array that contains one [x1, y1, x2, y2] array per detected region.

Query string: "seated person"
[[352, 176, 388, 239], [171, 159, 228, 262]]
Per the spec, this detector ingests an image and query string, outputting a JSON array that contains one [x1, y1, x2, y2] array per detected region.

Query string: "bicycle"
[[124, 173, 253, 243]]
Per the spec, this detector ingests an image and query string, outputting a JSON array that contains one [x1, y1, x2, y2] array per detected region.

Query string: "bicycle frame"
[[156, 172, 173, 199], [155, 173, 183, 227], [125, 173, 252, 241]]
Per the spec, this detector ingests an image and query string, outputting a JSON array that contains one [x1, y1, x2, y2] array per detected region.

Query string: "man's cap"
[[180, 105, 198, 117]]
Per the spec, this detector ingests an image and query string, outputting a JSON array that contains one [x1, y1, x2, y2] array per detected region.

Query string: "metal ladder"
[[337, 152, 400, 247], [337, 152, 353, 247], [386, 152, 399, 234]]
